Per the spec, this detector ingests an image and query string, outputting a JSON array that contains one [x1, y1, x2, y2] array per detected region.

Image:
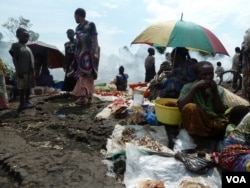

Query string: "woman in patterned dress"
[[68, 8, 100, 105]]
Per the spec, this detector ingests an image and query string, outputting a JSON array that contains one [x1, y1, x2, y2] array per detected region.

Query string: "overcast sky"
[[1, 0, 250, 82]]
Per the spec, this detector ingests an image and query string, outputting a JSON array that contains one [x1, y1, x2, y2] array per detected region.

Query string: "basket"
[[153, 98, 181, 126]]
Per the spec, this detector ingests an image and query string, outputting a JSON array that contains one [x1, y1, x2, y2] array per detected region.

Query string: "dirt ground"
[[1, 87, 245, 188], [0, 93, 125, 188]]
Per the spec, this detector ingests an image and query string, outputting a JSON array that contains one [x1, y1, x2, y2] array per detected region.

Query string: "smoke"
[[0, 42, 12, 69], [0, 41, 233, 84], [94, 46, 233, 84], [52, 45, 165, 84], [188, 51, 232, 71]]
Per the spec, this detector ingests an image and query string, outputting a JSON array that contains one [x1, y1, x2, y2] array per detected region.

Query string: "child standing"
[[9, 28, 35, 110], [215, 61, 224, 77]]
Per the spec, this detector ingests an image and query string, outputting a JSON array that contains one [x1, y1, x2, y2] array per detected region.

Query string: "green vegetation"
[[2, 16, 39, 41], [4, 63, 14, 77]]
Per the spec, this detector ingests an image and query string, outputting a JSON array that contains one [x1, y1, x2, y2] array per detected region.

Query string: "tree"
[[28, 30, 39, 41], [2, 16, 39, 41]]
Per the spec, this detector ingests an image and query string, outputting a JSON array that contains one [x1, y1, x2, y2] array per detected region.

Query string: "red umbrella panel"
[[27, 41, 65, 69]]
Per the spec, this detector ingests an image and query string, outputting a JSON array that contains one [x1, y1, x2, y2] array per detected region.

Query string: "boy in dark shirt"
[[9, 28, 35, 110]]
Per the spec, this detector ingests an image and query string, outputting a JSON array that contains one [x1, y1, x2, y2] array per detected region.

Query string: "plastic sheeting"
[[105, 124, 169, 159], [124, 143, 222, 188], [173, 129, 198, 152]]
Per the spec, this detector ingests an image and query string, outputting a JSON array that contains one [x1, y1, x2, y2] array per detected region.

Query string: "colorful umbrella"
[[131, 20, 229, 56], [27, 41, 65, 69]]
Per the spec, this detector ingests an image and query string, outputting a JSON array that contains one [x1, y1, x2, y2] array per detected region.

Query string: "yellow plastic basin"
[[153, 98, 181, 126]]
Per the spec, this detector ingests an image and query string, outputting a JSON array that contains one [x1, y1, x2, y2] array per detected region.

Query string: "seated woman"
[[177, 61, 229, 138], [215, 112, 250, 171], [112, 65, 129, 91], [157, 52, 172, 77], [34, 53, 54, 88], [148, 60, 172, 100], [149, 47, 196, 99]]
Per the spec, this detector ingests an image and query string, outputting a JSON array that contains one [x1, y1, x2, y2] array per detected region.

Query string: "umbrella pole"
[[171, 50, 177, 71]]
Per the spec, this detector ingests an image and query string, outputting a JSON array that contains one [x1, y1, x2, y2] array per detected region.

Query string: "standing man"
[[62, 29, 77, 91], [144, 47, 156, 82], [231, 47, 241, 72], [241, 28, 250, 99], [9, 28, 35, 110], [68, 8, 100, 105]]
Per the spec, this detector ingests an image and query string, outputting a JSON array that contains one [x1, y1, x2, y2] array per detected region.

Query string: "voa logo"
[[226, 176, 246, 184]]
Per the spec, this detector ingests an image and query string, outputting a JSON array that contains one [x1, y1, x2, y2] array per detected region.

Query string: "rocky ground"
[[0, 93, 125, 188]]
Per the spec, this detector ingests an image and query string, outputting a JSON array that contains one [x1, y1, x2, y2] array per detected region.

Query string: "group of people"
[[146, 47, 196, 100], [5, 7, 100, 110], [143, 47, 228, 137], [141, 35, 250, 172], [3, 6, 250, 172], [215, 28, 250, 172], [165, 49, 250, 172], [2, 6, 130, 110]]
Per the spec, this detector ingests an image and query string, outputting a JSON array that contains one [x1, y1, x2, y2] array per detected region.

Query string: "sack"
[[174, 151, 215, 174], [223, 88, 249, 107]]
